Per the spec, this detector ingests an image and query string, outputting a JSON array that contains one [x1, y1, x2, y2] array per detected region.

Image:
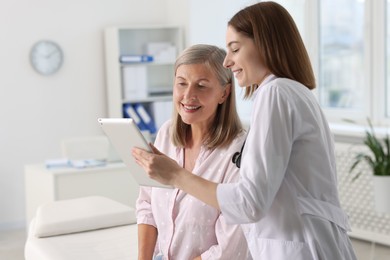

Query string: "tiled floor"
[[1, 228, 390, 260]]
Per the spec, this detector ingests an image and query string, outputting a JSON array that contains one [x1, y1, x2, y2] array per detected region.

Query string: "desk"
[[24, 163, 139, 228]]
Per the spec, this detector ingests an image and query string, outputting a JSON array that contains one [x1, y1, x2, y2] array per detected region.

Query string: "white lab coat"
[[217, 75, 357, 260]]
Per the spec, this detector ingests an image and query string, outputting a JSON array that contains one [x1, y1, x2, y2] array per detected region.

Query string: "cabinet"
[[104, 25, 184, 134], [24, 163, 139, 228]]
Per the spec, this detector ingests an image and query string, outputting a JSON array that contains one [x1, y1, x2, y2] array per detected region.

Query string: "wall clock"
[[30, 40, 64, 76]]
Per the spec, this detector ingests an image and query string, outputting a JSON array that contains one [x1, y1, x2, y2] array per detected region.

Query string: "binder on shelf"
[[123, 103, 148, 132], [152, 101, 173, 129], [119, 55, 153, 63], [122, 65, 148, 99], [133, 103, 157, 134]]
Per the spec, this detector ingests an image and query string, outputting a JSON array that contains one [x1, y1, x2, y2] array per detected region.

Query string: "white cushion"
[[34, 196, 136, 238]]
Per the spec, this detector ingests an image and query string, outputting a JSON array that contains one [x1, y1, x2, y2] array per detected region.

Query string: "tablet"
[[98, 118, 172, 189]]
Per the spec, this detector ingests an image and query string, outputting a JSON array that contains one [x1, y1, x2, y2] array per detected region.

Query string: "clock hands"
[[30, 40, 63, 75], [45, 49, 59, 58]]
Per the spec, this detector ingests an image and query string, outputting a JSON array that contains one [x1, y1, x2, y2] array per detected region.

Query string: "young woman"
[[136, 44, 250, 260], [133, 2, 357, 259]]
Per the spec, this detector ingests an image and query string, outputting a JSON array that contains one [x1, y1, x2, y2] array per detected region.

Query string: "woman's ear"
[[219, 83, 232, 104]]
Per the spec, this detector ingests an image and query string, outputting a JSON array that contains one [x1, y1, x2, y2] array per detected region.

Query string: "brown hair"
[[228, 1, 316, 98], [171, 44, 243, 149]]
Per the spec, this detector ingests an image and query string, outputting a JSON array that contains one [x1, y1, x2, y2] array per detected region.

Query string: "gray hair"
[[171, 44, 243, 149]]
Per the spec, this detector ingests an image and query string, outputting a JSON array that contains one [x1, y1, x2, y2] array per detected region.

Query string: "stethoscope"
[[232, 140, 246, 168]]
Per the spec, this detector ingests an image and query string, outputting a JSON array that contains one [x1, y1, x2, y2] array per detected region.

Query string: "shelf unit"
[[104, 25, 183, 133]]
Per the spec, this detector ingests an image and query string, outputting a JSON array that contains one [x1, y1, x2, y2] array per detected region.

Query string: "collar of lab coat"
[[252, 74, 277, 100]]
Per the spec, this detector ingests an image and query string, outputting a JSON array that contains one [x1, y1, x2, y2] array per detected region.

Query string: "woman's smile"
[[181, 103, 201, 112]]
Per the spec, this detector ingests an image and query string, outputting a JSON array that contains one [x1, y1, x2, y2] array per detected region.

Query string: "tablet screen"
[[98, 118, 172, 189]]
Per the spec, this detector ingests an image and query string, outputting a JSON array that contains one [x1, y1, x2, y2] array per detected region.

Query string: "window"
[[281, 1, 388, 125], [319, 0, 365, 111], [386, 0, 390, 117]]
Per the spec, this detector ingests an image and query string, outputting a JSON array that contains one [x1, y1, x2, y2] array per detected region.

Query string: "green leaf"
[[348, 117, 390, 179]]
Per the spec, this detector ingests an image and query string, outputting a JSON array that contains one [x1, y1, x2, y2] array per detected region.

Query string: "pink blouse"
[[136, 120, 251, 260]]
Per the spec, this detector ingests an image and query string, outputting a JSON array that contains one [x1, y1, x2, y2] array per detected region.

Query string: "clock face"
[[30, 40, 63, 75]]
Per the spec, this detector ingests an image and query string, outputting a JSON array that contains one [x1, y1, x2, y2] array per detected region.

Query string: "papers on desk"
[[45, 159, 107, 169], [45, 159, 70, 168], [70, 159, 106, 168]]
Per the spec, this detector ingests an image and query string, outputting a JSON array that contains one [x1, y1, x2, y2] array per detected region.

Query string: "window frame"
[[306, 0, 388, 127]]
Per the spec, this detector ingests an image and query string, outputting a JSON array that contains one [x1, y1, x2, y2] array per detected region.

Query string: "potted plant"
[[349, 118, 390, 213]]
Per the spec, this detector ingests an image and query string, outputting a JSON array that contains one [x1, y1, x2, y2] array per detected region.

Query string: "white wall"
[[0, 0, 187, 230], [0, 0, 256, 231]]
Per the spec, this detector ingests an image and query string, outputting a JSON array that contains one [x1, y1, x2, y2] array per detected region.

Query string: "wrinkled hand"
[[132, 143, 182, 186]]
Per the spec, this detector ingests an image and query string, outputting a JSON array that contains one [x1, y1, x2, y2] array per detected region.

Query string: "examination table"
[[24, 196, 139, 260]]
